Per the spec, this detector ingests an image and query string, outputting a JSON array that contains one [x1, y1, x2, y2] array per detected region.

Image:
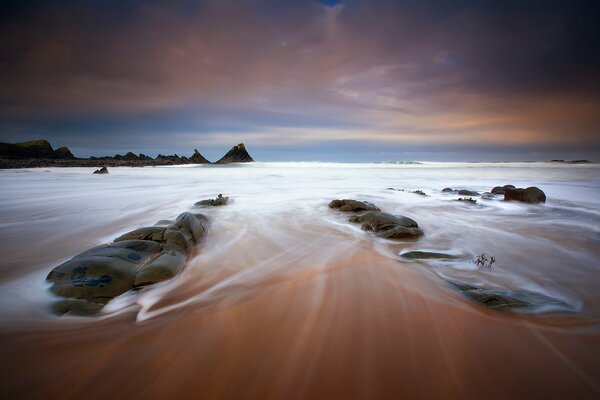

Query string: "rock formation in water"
[[190, 149, 210, 164], [350, 211, 424, 239], [446, 280, 570, 312], [195, 194, 229, 207], [93, 166, 109, 174], [329, 199, 423, 240], [0, 139, 244, 168], [215, 143, 254, 164], [503, 186, 546, 203], [46, 211, 208, 315]]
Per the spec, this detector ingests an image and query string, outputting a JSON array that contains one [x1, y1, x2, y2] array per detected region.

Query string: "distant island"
[[0, 140, 254, 168]]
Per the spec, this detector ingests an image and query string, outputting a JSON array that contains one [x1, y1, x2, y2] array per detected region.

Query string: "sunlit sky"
[[0, 0, 598, 161]]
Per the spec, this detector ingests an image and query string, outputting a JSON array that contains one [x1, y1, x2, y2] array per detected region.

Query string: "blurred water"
[[0, 162, 599, 321]]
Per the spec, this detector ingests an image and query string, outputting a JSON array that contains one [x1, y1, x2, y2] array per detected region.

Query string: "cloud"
[[0, 0, 598, 159]]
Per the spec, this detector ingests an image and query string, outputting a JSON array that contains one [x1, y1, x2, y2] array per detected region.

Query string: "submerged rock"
[[46, 212, 207, 315], [328, 199, 380, 212], [401, 251, 459, 261], [349, 211, 423, 240], [195, 194, 229, 207], [412, 190, 427, 196], [457, 189, 480, 196], [441, 188, 454, 193], [457, 197, 477, 204], [446, 280, 570, 312], [504, 186, 546, 203], [93, 166, 109, 174]]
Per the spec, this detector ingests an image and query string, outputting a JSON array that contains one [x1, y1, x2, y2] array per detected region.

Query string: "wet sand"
[[1, 228, 598, 399]]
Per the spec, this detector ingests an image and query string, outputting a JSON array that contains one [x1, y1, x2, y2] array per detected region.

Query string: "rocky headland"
[[0, 139, 254, 168]]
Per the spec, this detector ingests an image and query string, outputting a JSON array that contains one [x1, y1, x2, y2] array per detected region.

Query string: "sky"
[[0, 0, 598, 161]]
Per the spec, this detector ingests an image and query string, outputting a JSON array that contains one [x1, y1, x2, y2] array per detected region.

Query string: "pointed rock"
[[215, 143, 254, 164], [190, 149, 210, 164]]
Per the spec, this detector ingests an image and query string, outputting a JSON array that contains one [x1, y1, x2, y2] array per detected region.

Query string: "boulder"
[[328, 199, 380, 212], [376, 226, 424, 240], [195, 194, 229, 207], [442, 188, 454, 193], [446, 280, 570, 312], [349, 211, 418, 230], [401, 251, 459, 260], [46, 212, 207, 314], [93, 166, 109, 174], [412, 190, 427, 196], [491, 184, 515, 195], [349, 211, 423, 240], [504, 186, 546, 203]]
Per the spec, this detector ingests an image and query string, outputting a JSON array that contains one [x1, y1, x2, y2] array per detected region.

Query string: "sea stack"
[[190, 149, 210, 164], [215, 143, 254, 164]]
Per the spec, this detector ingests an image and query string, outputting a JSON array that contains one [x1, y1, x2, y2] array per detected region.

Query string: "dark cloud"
[[0, 0, 598, 160]]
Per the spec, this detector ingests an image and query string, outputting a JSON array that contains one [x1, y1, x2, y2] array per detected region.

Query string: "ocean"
[[0, 162, 598, 398]]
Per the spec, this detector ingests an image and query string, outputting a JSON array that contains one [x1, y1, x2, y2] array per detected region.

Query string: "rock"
[[123, 152, 139, 161], [195, 194, 229, 207], [215, 143, 254, 164], [522, 187, 546, 203], [504, 186, 546, 203], [46, 212, 208, 315], [54, 147, 75, 159], [446, 280, 570, 312], [50, 299, 105, 316], [190, 149, 210, 164], [491, 184, 515, 195], [412, 190, 427, 196], [457, 190, 480, 196], [442, 188, 454, 193], [457, 197, 477, 204], [134, 249, 187, 287], [328, 199, 380, 212], [401, 251, 459, 260], [93, 166, 109, 174], [349, 211, 424, 240], [349, 211, 418, 230], [376, 226, 424, 240]]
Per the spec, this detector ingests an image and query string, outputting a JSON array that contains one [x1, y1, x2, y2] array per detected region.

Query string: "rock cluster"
[[46, 212, 207, 315], [0, 139, 255, 168], [504, 186, 546, 203], [329, 199, 423, 240], [350, 211, 424, 239]]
